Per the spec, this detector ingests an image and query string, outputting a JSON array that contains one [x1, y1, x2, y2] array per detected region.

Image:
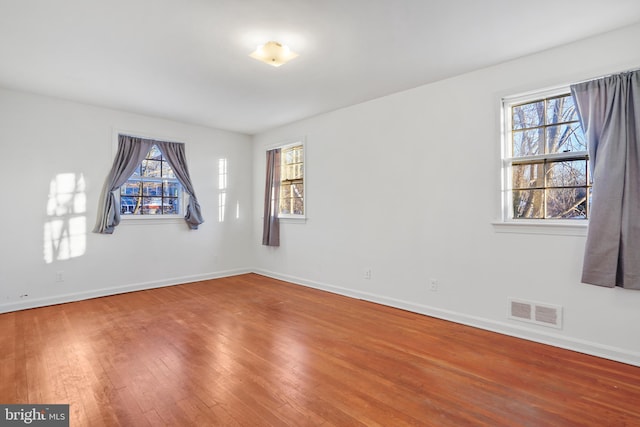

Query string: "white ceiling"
[[1, 1, 639, 135]]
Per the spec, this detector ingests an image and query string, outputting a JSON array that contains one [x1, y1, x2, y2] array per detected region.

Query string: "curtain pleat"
[[262, 148, 281, 246], [571, 70, 640, 289]]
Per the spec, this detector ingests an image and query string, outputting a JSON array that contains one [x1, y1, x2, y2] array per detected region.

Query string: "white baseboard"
[[253, 268, 640, 367], [0, 268, 252, 314]]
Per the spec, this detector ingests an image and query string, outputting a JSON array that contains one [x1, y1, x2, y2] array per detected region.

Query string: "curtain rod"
[[506, 66, 640, 99], [117, 131, 186, 145], [571, 66, 640, 86]]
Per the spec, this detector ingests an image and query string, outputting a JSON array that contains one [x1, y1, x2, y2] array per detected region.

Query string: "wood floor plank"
[[1, 273, 640, 426]]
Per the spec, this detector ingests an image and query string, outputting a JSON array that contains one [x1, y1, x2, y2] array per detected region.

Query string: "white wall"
[[0, 88, 253, 312], [252, 23, 640, 366]]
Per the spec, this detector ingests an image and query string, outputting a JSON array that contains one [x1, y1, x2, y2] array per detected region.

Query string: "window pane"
[[512, 163, 543, 189], [282, 165, 292, 180], [121, 197, 141, 215], [163, 181, 180, 197], [141, 159, 162, 177], [147, 145, 162, 160], [163, 197, 179, 214], [162, 161, 176, 179], [546, 95, 578, 124], [545, 124, 586, 154], [512, 101, 544, 130], [290, 182, 304, 198], [292, 197, 304, 215], [142, 182, 163, 196], [285, 164, 303, 180], [279, 199, 291, 214], [546, 188, 588, 219], [142, 197, 162, 215], [281, 183, 292, 199], [513, 190, 544, 219], [121, 181, 141, 196], [546, 160, 587, 187], [285, 149, 295, 164], [506, 92, 589, 221], [512, 129, 543, 157]]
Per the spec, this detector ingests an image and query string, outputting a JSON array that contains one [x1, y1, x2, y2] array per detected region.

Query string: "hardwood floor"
[[1, 274, 639, 426]]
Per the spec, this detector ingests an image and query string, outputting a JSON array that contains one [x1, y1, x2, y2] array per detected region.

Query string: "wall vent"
[[508, 298, 562, 329]]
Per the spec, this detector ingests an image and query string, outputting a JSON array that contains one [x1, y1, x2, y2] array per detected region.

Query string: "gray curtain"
[[571, 70, 640, 289], [156, 141, 204, 230], [94, 135, 203, 234], [262, 148, 281, 246], [94, 136, 153, 234]]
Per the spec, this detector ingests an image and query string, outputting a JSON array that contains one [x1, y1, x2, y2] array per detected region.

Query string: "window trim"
[[265, 138, 306, 221], [279, 142, 305, 220], [499, 86, 589, 233], [112, 130, 187, 224]]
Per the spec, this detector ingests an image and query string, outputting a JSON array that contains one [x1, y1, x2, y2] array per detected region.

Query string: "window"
[[279, 143, 304, 217], [503, 90, 590, 220], [120, 144, 183, 216]]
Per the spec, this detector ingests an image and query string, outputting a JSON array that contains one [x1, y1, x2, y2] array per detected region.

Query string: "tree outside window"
[[506, 93, 590, 220]]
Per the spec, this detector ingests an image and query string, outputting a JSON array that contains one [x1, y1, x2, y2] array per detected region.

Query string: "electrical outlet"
[[55, 271, 64, 282], [364, 269, 372, 280], [429, 278, 438, 291]]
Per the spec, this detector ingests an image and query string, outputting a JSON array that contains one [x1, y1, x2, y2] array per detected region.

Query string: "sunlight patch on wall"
[[218, 158, 227, 222], [44, 173, 87, 264]]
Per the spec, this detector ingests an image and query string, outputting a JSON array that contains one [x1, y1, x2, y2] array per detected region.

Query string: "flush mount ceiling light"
[[249, 41, 298, 67]]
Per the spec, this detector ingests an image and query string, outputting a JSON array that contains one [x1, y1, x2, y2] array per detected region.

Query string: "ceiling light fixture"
[[249, 41, 298, 67]]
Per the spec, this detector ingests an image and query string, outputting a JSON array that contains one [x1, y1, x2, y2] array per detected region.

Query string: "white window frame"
[[113, 131, 187, 224], [494, 86, 588, 236], [267, 139, 306, 222]]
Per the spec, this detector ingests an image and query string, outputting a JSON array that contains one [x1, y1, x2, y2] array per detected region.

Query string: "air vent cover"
[[509, 298, 562, 329]]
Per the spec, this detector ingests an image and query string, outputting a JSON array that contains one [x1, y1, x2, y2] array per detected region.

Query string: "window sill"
[[120, 216, 185, 226], [278, 215, 306, 224], [492, 220, 587, 236]]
